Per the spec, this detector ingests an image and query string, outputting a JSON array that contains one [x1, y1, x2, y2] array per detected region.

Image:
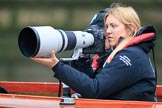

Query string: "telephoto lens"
[[18, 26, 94, 57]]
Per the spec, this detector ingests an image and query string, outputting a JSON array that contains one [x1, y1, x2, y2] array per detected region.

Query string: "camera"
[[83, 25, 105, 54], [18, 8, 109, 59], [18, 25, 104, 58]]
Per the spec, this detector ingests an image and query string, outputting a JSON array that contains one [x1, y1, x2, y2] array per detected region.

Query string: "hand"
[[31, 50, 59, 68]]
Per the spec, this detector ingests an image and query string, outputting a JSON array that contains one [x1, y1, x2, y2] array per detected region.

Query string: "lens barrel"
[[18, 26, 94, 57]]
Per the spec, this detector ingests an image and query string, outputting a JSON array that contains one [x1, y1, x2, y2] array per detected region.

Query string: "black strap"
[[58, 80, 62, 97]]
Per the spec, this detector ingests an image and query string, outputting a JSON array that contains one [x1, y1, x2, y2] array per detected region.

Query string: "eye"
[[105, 25, 108, 29], [104, 25, 108, 32], [111, 24, 117, 28]]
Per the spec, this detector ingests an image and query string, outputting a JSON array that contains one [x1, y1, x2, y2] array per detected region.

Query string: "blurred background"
[[0, 0, 162, 84]]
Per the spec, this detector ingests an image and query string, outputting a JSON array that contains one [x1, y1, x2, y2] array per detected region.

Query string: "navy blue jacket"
[[52, 25, 157, 101]]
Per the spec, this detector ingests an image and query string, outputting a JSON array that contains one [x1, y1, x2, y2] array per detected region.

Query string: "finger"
[[51, 50, 55, 59], [31, 57, 41, 61], [31, 57, 44, 63], [31, 57, 38, 61]]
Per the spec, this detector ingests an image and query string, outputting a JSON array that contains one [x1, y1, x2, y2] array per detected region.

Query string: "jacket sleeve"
[[52, 48, 148, 99], [70, 56, 94, 78]]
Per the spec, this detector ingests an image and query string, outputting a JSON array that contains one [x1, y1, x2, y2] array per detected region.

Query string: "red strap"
[[91, 54, 100, 70], [124, 33, 155, 49]]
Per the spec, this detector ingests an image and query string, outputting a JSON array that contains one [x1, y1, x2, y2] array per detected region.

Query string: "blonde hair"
[[105, 3, 141, 36], [104, 3, 141, 63]]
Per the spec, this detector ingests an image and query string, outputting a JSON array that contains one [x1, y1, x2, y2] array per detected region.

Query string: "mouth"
[[107, 37, 114, 42]]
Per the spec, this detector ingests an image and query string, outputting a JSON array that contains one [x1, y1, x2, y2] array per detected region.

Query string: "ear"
[[128, 24, 136, 36]]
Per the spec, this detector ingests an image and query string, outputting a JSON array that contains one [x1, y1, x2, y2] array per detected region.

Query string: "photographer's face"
[[105, 14, 130, 47]]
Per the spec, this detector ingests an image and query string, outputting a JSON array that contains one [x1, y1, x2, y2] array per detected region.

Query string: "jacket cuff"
[[52, 61, 64, 73]]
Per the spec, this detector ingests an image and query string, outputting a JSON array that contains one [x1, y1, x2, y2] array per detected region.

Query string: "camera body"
[[83, 25, 105, 54], [83, 8, 110, 54]]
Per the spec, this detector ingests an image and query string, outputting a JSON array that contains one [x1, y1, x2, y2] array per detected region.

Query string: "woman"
[[31, 3, 157, 101]]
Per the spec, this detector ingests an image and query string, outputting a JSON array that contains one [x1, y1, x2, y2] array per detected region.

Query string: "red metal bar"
[[0, 81, 162, 96], [0, 93, 162, 108], [156, 85, 162, 96], [0, 81, 60, 93]]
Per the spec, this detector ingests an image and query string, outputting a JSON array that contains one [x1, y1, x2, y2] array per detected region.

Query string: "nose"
[[105, 27, 111, 36], [105, 28, 111, 38]]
